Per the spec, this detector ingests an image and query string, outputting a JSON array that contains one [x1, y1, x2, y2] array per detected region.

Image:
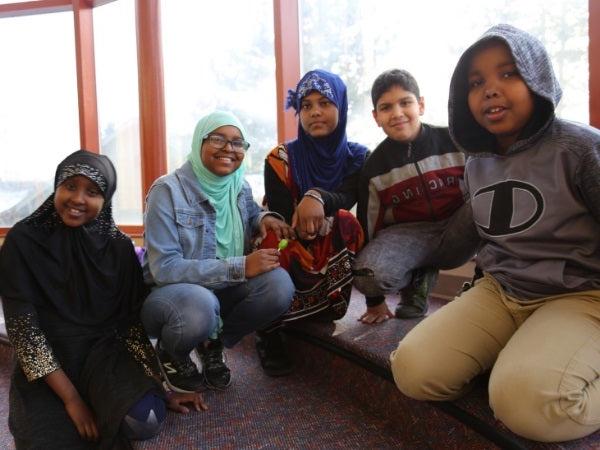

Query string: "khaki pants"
[[390, 273, 600, 442]]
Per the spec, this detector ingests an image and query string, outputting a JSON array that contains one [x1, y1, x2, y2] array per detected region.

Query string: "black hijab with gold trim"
[[0, 150, 159, 449], [1, 150, 146, 329]]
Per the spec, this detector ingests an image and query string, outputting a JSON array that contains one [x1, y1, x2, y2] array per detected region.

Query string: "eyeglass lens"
[[208, 135, 248, 151]]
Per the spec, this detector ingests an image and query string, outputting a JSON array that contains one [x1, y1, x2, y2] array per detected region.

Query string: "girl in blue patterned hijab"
[[258, 71, 367, 375], [285, 69, 368, 195]]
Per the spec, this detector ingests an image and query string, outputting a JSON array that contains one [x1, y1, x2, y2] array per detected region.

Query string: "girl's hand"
[[358, 303, 394, 324], [260, 215, 295, 240], [167, 392, 208, 414], [44, 369, 98, 441], [64, 395, 99, 442], [292, 195, 324, 240], [245, 248, 280, 278]]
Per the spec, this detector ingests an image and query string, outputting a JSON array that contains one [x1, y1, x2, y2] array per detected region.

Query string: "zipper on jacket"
[[408, 142, 437, 221]]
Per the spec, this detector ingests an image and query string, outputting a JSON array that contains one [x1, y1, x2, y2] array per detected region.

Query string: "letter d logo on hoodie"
[[473, 180, 544, 236]]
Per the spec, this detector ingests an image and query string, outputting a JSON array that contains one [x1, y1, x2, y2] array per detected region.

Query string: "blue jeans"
[[141, 268, 294, 358], [354, 203, 479, 297]]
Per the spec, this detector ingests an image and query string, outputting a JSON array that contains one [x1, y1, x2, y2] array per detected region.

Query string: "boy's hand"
[[167, 392, 208, 414], [259, 215, 295, 240], [64, 395, 99, 442], [292, 195, 324, 240], [245, 248, 280, 278], [359, 303, 394, 324]]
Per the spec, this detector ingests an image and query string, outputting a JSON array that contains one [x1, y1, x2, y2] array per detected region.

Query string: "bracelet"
[[303, 191, 324, 206]]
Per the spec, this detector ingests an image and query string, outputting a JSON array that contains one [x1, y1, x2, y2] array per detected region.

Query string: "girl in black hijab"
[[0, 150, 206, 449]]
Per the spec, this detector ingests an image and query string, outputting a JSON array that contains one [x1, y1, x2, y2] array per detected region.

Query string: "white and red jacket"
[[357, 124, 466, 240]]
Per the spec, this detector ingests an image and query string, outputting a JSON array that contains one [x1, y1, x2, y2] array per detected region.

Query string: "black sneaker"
[[255, 330, 293, 377], [197, 338, 231, 390], [395, 268, 438, 319], [156, 342, 205, 393]]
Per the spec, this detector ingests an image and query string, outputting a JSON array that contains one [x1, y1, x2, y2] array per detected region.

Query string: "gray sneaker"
[[395, 268, 438, 319]]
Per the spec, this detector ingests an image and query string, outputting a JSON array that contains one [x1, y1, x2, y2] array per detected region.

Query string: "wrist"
[[63, 391, 83, 405], [366, 295, 385, 307], [303, 190, 324, 206]]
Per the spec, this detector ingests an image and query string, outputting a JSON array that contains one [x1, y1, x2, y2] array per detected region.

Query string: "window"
[[0, 0, 44, 3], [300, 0, 589, 150], [94, 0, 143, 225], [161, 0, 277, 201], [0, 12, 79, 227]]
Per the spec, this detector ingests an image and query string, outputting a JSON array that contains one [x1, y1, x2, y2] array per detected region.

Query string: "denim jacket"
[[143, 161, 275, 289]]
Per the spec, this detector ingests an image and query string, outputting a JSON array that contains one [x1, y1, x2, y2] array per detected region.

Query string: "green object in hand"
[[278, 239, 289, 251]]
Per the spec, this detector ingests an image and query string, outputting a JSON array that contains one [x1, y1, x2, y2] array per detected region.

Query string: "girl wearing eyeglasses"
[[257, 69, 368, 376], [141, 111, 295, 394]]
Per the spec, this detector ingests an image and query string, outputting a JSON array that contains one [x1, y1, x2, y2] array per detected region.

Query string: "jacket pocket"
[[174, 210, 206, 260]]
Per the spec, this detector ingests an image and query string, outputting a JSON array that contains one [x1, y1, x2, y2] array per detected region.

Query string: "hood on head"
[[448, 24, 562, 154]]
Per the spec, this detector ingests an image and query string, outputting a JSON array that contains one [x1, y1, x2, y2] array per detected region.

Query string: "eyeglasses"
[[203, 134, 250, 153]]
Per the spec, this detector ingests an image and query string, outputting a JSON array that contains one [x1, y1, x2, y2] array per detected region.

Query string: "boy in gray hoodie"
[[390, 24, 600, 443]]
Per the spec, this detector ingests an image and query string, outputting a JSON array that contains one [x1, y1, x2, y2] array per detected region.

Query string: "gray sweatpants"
[[353, 202, 479, 297]]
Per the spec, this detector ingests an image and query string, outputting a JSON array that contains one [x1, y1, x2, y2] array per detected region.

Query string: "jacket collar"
[[175, 161, 210, 206], [383, 122, 430, 149]]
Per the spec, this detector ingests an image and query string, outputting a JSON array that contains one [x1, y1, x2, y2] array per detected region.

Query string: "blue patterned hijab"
[[285, 69, 368, 195]]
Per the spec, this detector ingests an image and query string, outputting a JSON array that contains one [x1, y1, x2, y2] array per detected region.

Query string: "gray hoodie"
[[448, 24, 600, 299]]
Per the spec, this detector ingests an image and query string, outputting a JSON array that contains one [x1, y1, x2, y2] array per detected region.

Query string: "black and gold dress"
[[0, 150, 161, 449]]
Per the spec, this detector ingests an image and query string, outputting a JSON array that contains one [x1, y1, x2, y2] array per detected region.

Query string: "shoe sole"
[[262, 366, 294, 377], [395, 310, 427, 319], [395, 314, 426, 319], [202, 373, 232, 390]]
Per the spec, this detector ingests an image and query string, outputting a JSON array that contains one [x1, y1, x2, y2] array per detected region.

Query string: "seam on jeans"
[[558, 330, 600, 426], [154, 297, 186, 353]]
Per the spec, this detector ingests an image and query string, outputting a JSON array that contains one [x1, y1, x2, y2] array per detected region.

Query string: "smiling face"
[[54, 175, 105, 227], [299, 91, 339, 138], [467, 41, 535, 152], [372, 85, 424, 143], [200, 125, 245, 176]]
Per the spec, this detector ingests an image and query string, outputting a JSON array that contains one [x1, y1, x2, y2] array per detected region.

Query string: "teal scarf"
[[188, 111, 247, 258]]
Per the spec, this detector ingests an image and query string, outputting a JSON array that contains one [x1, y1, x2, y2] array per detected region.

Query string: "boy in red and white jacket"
[[354, 69, 478, 323]]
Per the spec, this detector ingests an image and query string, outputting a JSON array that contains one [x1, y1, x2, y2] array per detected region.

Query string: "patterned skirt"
[[261, 210, 364, 323]]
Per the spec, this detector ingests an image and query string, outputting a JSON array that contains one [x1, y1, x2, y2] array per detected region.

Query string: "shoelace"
[[203, 348, 228, 373], [174, 357, 199, 377]]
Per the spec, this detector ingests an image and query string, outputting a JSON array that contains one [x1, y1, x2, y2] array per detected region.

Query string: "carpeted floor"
[[0, 295, 458, 449], [0, 344, 15, 450], [287, 292, 600, 450], [0, 328, 487, 449], [138, 335, 436, 449], [0, 334, 457, 449], [2, 290, 600, 449]]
